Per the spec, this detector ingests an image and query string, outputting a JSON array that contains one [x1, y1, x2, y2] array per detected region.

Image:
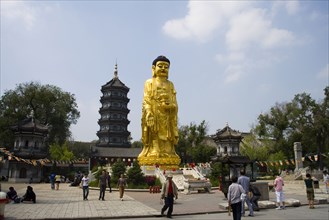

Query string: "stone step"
[[258, 200, 276, 209], [219, 198, 301, 210], [315, 197, 328, 204], [285, 198, 301, 207]]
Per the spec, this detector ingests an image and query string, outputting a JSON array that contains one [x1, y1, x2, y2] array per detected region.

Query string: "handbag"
[[240, 192, 247, 200]]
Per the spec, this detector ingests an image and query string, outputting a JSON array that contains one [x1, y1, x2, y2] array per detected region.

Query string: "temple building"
[[8, 117, 48, 182], [91, 64, 141, 167], [211, 123, 243, 157]]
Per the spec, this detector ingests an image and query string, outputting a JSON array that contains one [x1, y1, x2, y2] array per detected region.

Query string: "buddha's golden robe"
[[138, 73, 181, 168]]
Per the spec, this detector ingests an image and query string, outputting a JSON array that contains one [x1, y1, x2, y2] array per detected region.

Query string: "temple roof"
[[11, 117, 48, 133], [212, 124, 242, 142], [102, 63, 129, 91]]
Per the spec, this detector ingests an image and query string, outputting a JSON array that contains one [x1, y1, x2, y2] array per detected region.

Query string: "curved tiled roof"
[[11, 117, 48, 133], [102, 63, 129, 91], [212, 125, 242, 141]]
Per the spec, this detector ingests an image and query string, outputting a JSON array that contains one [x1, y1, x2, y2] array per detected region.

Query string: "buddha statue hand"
[[146, 112, 154, 127]]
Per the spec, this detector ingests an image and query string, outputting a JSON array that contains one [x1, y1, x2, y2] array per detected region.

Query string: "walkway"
[[1, 180, 328, 219]]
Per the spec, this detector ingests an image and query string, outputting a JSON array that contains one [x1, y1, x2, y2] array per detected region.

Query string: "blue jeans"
[[83, 186, 89, 200], [241, 196, 254, 215]]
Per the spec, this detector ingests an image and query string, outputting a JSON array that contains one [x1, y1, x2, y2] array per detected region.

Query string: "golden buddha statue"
[[138, 56, 181, 169]]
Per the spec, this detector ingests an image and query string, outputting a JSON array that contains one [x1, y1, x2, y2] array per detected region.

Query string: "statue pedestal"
[[138, 155, 180, 169]]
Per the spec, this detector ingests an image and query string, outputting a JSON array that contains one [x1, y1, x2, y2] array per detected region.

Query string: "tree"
[[49, 142, 74, 161], [240, 133, 270, 161], [254, 87, 329, 170], [312, 87, 329, 169], [126, 161, 145, 187], [111, 161, 126, 183], [66, 141, 91, 159], [131, 140, 143, 148], [190, 144, 217, 163], [176, 120, 215, 164], [267, 151, 287, 176], [0, 82, 80, 148]]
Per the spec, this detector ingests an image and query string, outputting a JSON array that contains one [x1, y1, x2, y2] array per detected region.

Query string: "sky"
[[1, 0, 328, 143]]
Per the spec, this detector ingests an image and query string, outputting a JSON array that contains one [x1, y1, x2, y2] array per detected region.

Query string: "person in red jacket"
[[160, 173, 178, 218]]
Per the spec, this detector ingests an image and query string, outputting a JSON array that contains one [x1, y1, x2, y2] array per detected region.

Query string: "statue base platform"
[[138, 154, 180, 169]]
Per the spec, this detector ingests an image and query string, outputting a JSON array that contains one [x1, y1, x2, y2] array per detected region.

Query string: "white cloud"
[[1, 1, 57, 31], [162, 1, 250, 42], [226, 8, 295, 51], [262, 28, 295, 49], [2, 1, 37, 30], [272, 1, 300, 16], [317, 64, 329, 79], [284, 1, 300, 15], [163, 1, 297, 84], [224, 64, 244, 83], [215, 52, 245, 63]]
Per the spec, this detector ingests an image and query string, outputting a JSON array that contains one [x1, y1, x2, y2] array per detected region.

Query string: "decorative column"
[[293, 142, 303, 170]]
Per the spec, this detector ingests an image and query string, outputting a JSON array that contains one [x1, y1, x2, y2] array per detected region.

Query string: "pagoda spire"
[[113, 62, 118, 78]]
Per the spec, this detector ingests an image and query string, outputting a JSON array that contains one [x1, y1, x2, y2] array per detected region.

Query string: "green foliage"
[[0, 82, 80, 148], [111, 161, 126, 183], [267, 151, 287, 175], [209, 162, 229, 187], [49, 142, 74, 161], [189, 145, 217, 163], [66, 141, 91, 159], [131, 140, 143, 148], [176, 120, 211, 163], [127, 161, 145, 186], [240, 133, 270, 161], [254, 87, 329, 170]]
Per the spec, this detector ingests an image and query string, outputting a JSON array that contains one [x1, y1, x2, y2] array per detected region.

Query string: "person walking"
[[304, 173, 315, 209], [237, 170, 254, 216], [81, 173, 89, 200], [49, 173, 55, 190], [99, 170, 107, 201], [160, 173, 178, 219], [274, 174, 285, 210], [106, 171, 112, 193], [117, 174, 127, 201], [228, 176, 245, 220], [323, 170, 329, 194], [55, 174, 61, 190], [250, 184, 261, 211]]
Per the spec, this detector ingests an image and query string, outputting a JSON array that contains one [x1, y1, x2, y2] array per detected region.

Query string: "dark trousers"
[[251, 195, 260, 210], [83, 186, 89, 200], [231, 201, 242, 220], [161, 195, 174, 217], [99, 185, 106, 200]]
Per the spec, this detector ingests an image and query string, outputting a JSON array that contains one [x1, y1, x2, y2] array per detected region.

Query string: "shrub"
[[127, 161, 144, 186], [145, 176, 156, 186]]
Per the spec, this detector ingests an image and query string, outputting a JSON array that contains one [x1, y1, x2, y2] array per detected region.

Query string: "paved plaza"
[[1, 180, 328, 219]]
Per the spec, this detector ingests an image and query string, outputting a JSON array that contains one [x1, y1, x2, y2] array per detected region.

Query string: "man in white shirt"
[[81, 173, 89, 200]]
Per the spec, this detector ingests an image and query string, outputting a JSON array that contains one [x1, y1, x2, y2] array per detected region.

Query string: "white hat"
[[167, 173, 173, 178]]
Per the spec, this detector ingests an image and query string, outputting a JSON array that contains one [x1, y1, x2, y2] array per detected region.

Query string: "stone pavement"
[[0, 181, 328, 219]]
